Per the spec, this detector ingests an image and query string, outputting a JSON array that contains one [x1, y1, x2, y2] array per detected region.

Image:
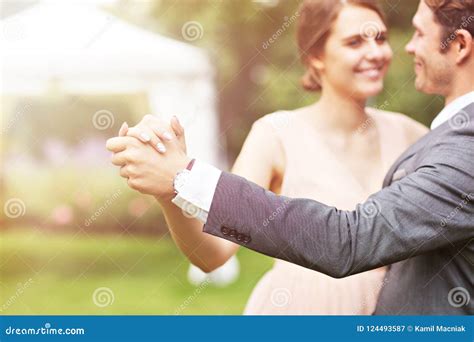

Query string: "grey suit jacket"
[[203, 103, 474, 315]]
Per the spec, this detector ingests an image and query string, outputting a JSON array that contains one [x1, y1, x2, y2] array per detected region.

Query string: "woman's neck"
[[310, 87, 369, 134]]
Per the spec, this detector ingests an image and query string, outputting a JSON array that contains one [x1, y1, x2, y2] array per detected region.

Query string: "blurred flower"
[[51, 205, 74, 225], [43, 139, 69, 165], [250, 64, 269, 85], [73, 138, 111, 166], [128, 197, 150, 218], [74, 191, 92, 209]]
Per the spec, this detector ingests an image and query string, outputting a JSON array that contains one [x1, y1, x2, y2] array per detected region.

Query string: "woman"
[[121, 0, 428, 314]]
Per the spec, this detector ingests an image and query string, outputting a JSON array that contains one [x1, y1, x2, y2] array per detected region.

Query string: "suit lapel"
[[383, 102, 474, 187], [383, 132, 430, 187]]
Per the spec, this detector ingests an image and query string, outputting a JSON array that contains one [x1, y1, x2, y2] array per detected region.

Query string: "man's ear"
[[454, 29, 473, 65]]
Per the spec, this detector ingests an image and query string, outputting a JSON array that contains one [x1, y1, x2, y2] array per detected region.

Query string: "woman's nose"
[[365, 40, 385, 61]]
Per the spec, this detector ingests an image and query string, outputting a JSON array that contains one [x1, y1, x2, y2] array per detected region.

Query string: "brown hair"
[[424, 0, 474, 52], [297, 0, 386, 92]]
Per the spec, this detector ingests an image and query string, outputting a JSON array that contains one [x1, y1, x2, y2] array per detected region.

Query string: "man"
[[107, 0, 473, 314]]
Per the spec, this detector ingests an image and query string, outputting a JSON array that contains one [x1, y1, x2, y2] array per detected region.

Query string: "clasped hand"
[[106, 114, 191, 202]]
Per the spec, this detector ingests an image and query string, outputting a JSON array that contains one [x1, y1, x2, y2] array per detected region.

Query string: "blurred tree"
[[130, 0, 443, 164], [4, 93, 148, 160]]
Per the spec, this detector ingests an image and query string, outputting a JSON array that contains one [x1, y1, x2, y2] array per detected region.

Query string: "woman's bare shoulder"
[[255, 108, 303, 128], [249, 109, 302, 176], [367, 107, 429, 142]]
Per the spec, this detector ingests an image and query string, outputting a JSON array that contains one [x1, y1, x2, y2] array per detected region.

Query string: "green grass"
[[0, 228, 273, 315]]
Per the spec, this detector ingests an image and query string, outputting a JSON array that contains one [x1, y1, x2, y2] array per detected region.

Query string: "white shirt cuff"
[[171, 159, 222, 223]]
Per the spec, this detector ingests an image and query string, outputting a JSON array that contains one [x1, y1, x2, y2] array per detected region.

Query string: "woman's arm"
[[155, 198, 236, 273]]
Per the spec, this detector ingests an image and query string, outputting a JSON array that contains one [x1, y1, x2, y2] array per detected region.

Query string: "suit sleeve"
[[203, 136, 474, 278]]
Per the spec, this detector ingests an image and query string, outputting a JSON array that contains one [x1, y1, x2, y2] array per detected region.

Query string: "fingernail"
[[140, 132, 151, 142], [119, 122, 128, 135], [163, 132, 173, 141], [173, 115, 180, 124], [157, 143, 166, 153]]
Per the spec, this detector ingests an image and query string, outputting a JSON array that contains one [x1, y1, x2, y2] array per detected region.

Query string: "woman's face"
[[315, 5, 392, 100]]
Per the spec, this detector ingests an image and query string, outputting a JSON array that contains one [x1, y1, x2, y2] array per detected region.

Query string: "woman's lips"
[[355, 65, 384, 80]]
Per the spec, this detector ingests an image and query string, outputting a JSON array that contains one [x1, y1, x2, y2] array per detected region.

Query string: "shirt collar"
[[430, 91, 474, 130]]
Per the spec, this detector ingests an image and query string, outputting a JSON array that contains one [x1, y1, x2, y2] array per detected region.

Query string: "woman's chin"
[[355, 82, 384, 98]]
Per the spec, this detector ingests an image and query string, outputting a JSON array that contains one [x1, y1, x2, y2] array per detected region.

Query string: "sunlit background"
[[1, 0, 444, 314]]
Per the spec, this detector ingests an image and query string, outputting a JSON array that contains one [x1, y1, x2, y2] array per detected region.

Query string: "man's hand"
[[106, 115, 191, 202]]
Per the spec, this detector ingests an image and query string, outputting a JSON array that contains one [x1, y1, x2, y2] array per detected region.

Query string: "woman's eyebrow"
[[412, 19, 424, 34], [342, 30, 387, 41]]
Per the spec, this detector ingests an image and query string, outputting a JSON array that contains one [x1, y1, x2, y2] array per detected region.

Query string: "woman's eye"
[[348, 39, 362, 47], [376, 35, 387, 44]]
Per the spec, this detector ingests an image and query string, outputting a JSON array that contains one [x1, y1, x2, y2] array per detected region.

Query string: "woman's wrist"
[[154, 194, 176, 208]]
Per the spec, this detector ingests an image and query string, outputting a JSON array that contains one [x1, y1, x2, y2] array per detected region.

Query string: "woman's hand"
[[120, 114, 187, 154]]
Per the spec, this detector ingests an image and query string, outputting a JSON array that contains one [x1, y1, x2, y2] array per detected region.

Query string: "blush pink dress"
[[241, 108, 428, 315]]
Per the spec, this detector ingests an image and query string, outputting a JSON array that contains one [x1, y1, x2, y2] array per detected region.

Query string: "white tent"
[[0, 1, 223, 166], [1, 1, 237, 285]]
